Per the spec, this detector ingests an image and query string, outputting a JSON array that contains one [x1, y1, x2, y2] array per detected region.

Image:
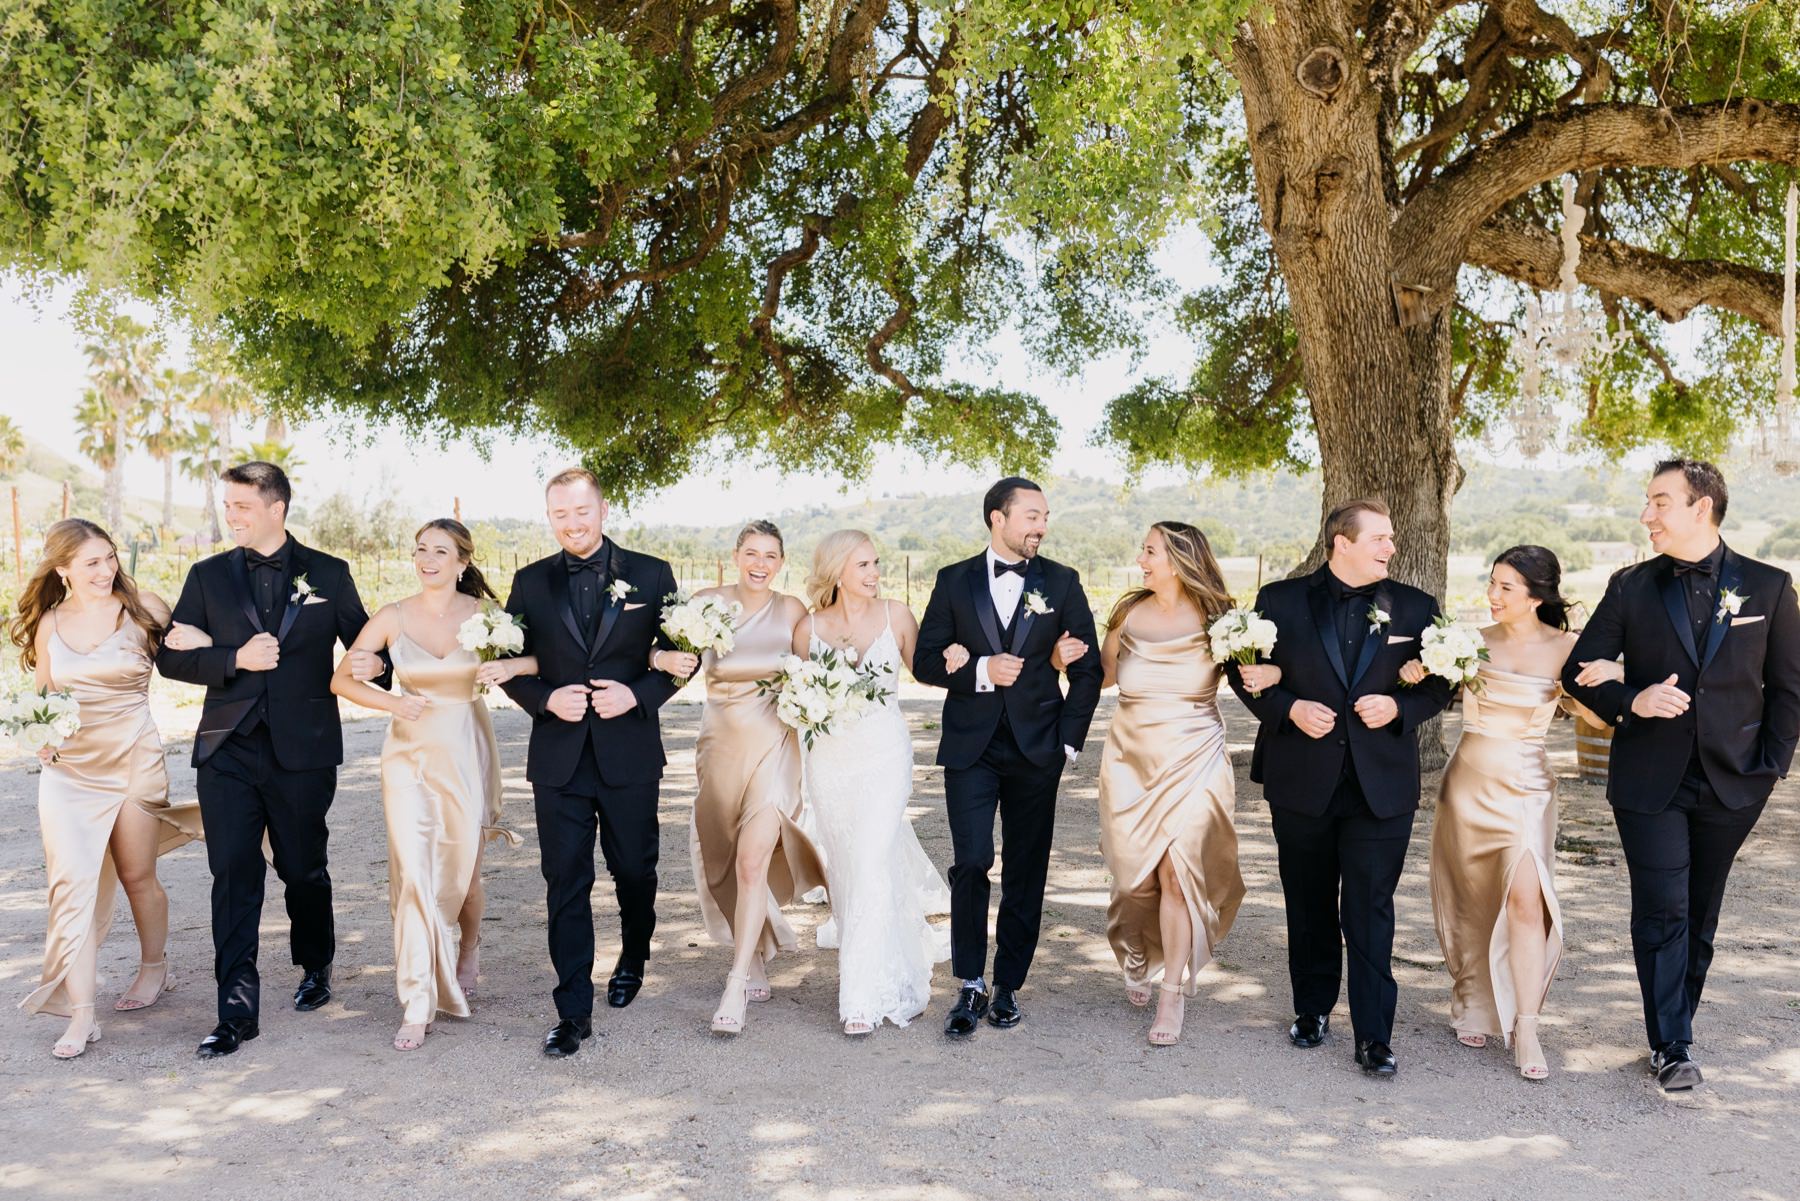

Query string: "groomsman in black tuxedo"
[[1224, 499, 1453, 1075], [499, 468, 682, 1058], [1564, 459, 1800, 1091], [157, 462, 388, 1058], [914, 477, 1103, 1037]]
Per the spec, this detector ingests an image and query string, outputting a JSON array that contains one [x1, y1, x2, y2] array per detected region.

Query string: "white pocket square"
[[1730, 615, 1764, 626], [301, 595, 328, 606], [623, 602, 647, 611], [1386, 635, 1414, 644]]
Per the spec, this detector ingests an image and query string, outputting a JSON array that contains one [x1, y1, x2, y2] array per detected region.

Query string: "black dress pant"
[[533, 744, 661, 1019], [1612, 763, 1765, 1050], [196, 724, 337, 1021], [1268, 773, 1414, 1044], [943, 717, 1064, 990]]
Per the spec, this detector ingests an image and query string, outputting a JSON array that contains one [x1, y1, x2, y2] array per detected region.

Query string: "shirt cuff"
[[975, 657, 994, 692], [1063, 745, 1078, 765]]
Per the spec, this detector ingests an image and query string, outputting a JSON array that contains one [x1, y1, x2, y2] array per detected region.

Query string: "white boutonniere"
[[290, 574, 320, 605], [1716, 589, 1746, 624], [1023, 590, 1053, 617], [607, 579, 634, 604], [1366, 604, 1391, 637]]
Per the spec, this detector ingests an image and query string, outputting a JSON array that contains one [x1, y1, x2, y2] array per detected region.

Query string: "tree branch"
[[1465, 217, 1788, 336], [1396, 98, 1800, 314]]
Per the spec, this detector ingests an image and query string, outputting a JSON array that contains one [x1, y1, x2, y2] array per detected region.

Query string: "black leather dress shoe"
[[1289, 1013, 1329, 1048], [197, 1019, 260, 1058], [606, 958, 645, 1009], [1355, 1039, 1398, 1076], [1653, 1042, 1703, 1091], [542, 1018, 593, 1058], [944, 985, 990, 1038], [293, 966, 332, 1012], [987, 987, 1023, 1028]]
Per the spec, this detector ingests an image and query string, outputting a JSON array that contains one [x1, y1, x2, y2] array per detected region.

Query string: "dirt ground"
[[3, 690, 1797, 1201]]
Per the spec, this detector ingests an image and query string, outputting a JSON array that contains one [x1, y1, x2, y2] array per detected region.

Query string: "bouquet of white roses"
[[456, 604, 527, 692], [3, 682, 81, 760], [659, 591, 741, 682], [1207, 607, 1279, 694], [756, 647, 886, 747], [1414, 615, 1489, 692]]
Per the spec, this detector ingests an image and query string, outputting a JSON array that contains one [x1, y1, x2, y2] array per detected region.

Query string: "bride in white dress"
[[794, 529, 951, 1035]]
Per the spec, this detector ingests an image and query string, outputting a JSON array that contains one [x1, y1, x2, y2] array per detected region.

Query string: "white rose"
[[20, 722, 51, 751]]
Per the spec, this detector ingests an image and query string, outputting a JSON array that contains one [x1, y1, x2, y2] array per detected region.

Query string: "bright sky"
[[2, 227, 1695, 528]]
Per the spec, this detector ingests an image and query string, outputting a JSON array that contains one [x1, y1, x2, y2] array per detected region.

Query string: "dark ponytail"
[[414, 518, 498, 601], [1492, 544, 1570, 630]]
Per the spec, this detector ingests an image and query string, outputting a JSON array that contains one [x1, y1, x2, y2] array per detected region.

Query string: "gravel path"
[[3, 694, 1797, 1200]]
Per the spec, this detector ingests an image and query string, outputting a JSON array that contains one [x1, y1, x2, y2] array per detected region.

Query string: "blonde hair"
[[1107, 522, 1234, 635], [805, 529, 875, 611], [10, 519, 164, 669]]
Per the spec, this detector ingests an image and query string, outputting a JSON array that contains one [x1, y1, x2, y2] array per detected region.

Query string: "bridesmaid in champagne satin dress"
[[332, 520, 519, 1051], [675, 522, 826, 1035], [1409, 546, 1605, 1081], [1096, 523, 1267, 1046], [12, 519, 202, 1058]]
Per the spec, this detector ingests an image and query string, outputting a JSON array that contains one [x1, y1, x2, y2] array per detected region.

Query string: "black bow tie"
[[1672, 558, 1716, 578], [992, 559, 1028, 579], [1337, 581, 1377, 600], [566, 555, 607, 576], [246, 550, 284, 573]]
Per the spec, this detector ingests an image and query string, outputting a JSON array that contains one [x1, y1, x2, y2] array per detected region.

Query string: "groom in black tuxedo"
[[1224, 498, 1453, 1076], [157, 461, 389, 1058], [1564, 459, 1800, 1091], [499, 468, 682, 1058], [915, 477, 1103, 1036]]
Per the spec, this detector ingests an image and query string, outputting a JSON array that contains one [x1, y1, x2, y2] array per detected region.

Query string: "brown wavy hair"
[[1106, 522, 1235, 637], [414, 519, 498, 600], [10, 519, 164, 669]]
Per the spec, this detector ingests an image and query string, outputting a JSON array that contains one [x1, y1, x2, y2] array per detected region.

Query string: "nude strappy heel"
[[1148, 983, 1185, 1046], [115, 960, 175, 1011], [712, 972, 750, 1035], [1514, 1015, 1549, 1080], [53, 1004, 101, 1059]]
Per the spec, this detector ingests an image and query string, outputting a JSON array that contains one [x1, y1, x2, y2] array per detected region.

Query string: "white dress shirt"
[[973, 548, 1078, 764]]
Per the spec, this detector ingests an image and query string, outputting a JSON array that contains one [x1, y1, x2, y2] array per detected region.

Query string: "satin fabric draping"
[[690, 594, 827, 959], [23, 623, 202, 1017], [1429, 664, 1566, 1044], [1097, 626, 1245, 996], [379, 633, 515, 1025]]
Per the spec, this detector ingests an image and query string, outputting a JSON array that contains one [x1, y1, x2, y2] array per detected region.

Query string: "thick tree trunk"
[[1231, 3, 1463, 767], [1230, 4, 1462, 599]]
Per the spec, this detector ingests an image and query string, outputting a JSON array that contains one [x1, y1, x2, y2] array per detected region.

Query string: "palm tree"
[[79, 314, 161, 530], [176, 419, 223, 545], [143, 367, 195, 533], [0, 416, 25, 478], [247, 438, 303, 485], [190, 334, 255, 465]]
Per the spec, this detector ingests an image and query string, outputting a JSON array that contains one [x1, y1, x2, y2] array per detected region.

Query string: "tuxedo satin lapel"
[[968, 562, 1004, 654], [1658, 564, 1701, 665], [227, 548, 263, 633], [1349, 583, 1390, 687], [1307, 574, 1349, 688], [547, 559, 586, 651], [1008, 560, 1046, 654], [589, 543, 630, 660], [274, 544, 309, 643], [1699, 548, 1741, 673]]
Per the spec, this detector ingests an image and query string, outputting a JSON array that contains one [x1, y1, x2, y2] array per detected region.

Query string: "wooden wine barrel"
[[1574, 715, 1613, 784]]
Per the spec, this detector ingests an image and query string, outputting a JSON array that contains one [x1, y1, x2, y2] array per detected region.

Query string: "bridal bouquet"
[[757, 647, 886, 747], [1207, 607, 1279, 694], [659, 591, 741, 682], [457, 605, 527, 692], [2, 682, 81, 760], [1414, 615, 1489, 692]]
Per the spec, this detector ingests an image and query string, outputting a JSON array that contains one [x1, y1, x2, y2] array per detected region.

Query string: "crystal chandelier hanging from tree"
[[1506, 176, 1623, 461]]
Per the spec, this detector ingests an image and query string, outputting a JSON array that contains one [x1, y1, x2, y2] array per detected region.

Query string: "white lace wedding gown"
[[805, 611, 951, 1029]]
